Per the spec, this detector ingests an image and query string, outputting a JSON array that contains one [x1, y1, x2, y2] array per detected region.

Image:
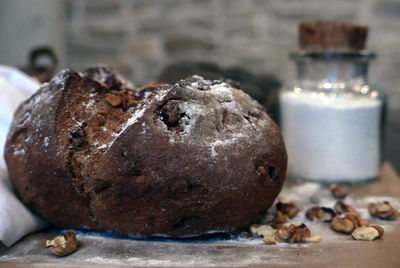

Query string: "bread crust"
[[5, 66, 287, 237]]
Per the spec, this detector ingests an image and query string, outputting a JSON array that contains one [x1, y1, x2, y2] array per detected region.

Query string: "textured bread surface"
[[5, 65, 287, 237]]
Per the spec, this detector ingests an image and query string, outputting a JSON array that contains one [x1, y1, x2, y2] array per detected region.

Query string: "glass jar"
[[279, 51, 385, 183]]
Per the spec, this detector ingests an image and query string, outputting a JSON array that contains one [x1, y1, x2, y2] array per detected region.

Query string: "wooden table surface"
[[1, 163, 399, 268]]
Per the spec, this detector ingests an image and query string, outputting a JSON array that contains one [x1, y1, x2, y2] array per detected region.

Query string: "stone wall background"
[[65, 0, 400, 113], [64, 0, 400, 169], [1, 0, 399, 168], [66, 0, 400, 169]]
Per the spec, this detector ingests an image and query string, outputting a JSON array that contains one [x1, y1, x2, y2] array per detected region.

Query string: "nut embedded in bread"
[[4, 66, 287, 237]]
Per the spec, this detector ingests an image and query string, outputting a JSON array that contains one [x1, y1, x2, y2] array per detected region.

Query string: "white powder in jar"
[[280, 90, 382, 182]]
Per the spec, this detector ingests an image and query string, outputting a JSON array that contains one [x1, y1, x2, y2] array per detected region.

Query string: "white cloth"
[[0, 65, 48, 246]]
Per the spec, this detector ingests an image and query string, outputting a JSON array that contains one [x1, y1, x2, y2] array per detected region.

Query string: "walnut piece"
[[344, 212, 369, 228], [140, 81, 166, 90], [330, 184, 349, 199], [271, 211, 289, 228], [123, 92, 138, 107], [250, 223, 321, 245], [250, 224, 276, 237], [104, 92, 122, 106], [330, 212, 369, 234], [371, 225, 384, 237], [105, 89, 138, 108], [288, 223, 311, 242], [334, 200, 357, 215], [276, 197, 299, 219], [250, 224, 277, 244], [275, 225, 295, 241], [263, 235, 277, 245], [330, 216, 355, 233], [368, 201, 400, 220], [275, 223, 313, 243], [46, 230, 78, 256], [257, 165, 267, 174], [352, 226, 384, 241], [305, 206, 336, 222], [305, 235, 323, 243]]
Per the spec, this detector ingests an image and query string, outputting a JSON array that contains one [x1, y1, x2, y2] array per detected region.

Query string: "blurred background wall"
[[0, 0, 399, 169]]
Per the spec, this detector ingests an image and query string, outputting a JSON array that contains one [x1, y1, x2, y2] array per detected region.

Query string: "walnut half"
[[271, 197, 299, 228], [46, 230, 78, 256], [306, 206, 336, 222], [352, 225, 384, 241], [250, 223, 322, 245], [250, 224, 278, 244], [330, 213, 369, 234], [330, 184, 348, 199], [334, 200, 357, 215], [287, 223, 311, 243], [271, 211, 289, 228], [276, 223, 321, 243], [276, 197, 300, 219], [368, 201, 400, 220]]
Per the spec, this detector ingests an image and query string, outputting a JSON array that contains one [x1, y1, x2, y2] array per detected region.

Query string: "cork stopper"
[[299, 21, 368, 51]]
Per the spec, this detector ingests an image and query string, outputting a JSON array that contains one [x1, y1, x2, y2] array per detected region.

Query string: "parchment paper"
[[0, 163, 399, 268]]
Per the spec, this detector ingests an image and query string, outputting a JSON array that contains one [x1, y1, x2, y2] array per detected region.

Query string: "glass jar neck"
[[291, 51, 375, 92]]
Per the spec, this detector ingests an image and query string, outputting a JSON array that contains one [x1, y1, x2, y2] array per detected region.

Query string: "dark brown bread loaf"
[[4, 65, 287, 237], [299, 21, 368, 51]]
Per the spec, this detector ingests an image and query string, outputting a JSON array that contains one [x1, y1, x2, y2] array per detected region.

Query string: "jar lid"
[[299, 21, 368, 51]]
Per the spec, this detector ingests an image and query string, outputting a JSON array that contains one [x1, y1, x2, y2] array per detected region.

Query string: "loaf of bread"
[[4, 65, 287, 237]]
